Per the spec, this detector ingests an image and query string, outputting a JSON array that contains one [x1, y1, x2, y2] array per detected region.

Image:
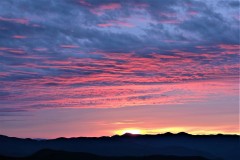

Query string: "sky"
[[0, 0, 239, 138]]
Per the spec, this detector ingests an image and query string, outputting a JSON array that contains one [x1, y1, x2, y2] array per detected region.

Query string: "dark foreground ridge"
[[0, 149, 212, 160], [0, 132, 239, 160]]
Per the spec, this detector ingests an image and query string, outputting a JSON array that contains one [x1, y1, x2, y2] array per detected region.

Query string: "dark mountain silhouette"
[[0, 149, 213, 160], [0, 133, 239, 160]]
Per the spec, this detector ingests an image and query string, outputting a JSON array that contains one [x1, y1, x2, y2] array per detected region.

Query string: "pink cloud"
[[218, 44, 239, 50], [12, 35, 27, 39], [196, 44, 240, 55], [8, 49, 25, 54], [97, 23, 114, 27], [33, 48, 48, 51], [0, 47, 25, 54], [233, 15, 240, 21], [98, 3, 121, 10], [60, 45, 80, 48], [78, 0, 92, 7], [1, 46, 238, 111], [0, 47, 11, 51], [0, 16, 29, 25], [1, 76, 238, 110], [90, 3, 121, 15], [0, 72, 9, 77]]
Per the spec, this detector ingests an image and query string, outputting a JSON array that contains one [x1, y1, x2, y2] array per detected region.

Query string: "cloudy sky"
[[0, 0, 239, 138]]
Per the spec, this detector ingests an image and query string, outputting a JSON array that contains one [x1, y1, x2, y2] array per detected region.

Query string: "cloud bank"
[[0, 0, 239, 112]]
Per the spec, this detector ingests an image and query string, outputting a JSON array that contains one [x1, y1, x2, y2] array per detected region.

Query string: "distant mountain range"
[[0, 132, 239, 160], [0, 149, 213, 160]]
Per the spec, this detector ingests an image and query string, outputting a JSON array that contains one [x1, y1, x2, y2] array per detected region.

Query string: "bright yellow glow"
[[113, 127, 239, 136], [115, 128, 142, 135], [147, 127, 187, 134]]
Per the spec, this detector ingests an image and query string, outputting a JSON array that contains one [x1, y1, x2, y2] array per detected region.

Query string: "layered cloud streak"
[[0, 0, 239, 112]]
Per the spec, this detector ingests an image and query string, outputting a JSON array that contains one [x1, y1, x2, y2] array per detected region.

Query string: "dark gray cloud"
[[228, 1, 240, 8]]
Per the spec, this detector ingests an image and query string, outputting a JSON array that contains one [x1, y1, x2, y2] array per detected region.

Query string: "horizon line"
[[1, 132, 239, 140]]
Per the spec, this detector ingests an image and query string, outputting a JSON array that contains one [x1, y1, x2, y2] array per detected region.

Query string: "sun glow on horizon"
[[113, 127, 240, 136], [115, 128, 142, 135]]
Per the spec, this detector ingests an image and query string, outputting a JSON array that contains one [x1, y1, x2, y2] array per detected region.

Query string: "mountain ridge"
[[1, 132, 239, 140], [0, 132, 239, 160]]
